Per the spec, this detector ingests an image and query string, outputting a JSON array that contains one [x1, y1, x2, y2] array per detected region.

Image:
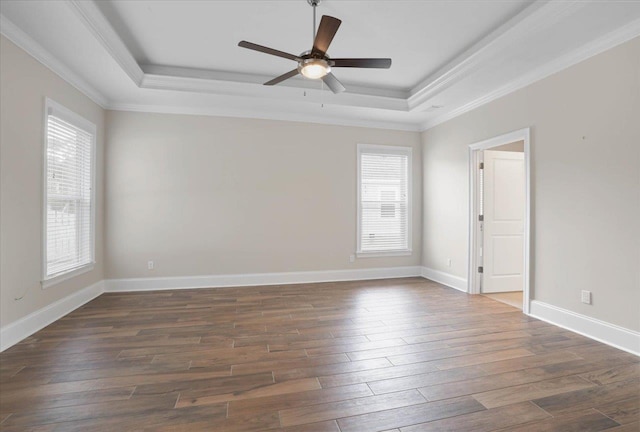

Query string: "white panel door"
[[482, 150, 525, 293]]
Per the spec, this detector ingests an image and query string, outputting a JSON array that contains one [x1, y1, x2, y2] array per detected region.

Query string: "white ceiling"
[[96, 0, 531, 90], [1, 0, 640, 131]]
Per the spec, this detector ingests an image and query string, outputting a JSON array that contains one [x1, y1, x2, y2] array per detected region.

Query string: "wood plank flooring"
[[482, 291, 523, 309], [0, 277, 638, 431]]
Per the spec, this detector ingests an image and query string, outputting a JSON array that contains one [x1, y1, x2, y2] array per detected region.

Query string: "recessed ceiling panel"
[[2, 0, 638, 130], [97, 0, 532, 90]]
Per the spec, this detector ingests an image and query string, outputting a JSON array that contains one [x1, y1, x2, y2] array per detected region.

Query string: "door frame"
[[467, 128, 531, 314]]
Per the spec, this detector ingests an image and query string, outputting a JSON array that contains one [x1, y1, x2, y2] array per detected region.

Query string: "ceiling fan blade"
[[238, 41, 300, 61], [332, 58, 392, 68], [312, 16, 342, 56], [322, 73, 346, 94], [264, 69, 300, 86]]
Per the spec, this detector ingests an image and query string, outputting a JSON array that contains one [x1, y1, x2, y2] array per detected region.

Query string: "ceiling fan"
[[238, 0, 392, 94]]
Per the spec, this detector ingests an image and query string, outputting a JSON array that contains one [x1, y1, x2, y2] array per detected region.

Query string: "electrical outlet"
[[447, 259, 452, 267], [148, 260, 154, 270], [349, 255, 355, 263], [581, 290, 591, 305]]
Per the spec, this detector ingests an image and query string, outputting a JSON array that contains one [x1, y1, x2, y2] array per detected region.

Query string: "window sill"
[[41, 263, 95, 289], [356, 250, 412, 258]]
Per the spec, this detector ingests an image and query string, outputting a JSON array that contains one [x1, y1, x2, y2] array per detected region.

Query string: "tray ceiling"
[[1, 0, 639, 131]]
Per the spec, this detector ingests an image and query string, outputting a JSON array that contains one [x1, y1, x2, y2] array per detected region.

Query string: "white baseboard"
[[3, 274, 637, 360], [421, 267, 468, 292], [0, 280, 104, 352], [105, 266, 423, 292], [530, 300, 640, 357], [0, 267, 421, 350]]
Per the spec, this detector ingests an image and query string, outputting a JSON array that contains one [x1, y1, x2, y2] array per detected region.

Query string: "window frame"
[[41, 98, 97, 288], [356, 143, 413, 258]]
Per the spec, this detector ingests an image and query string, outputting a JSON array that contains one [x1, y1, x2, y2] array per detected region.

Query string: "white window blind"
[[44, 101, 95, 280], [357, 144, 412, 254]]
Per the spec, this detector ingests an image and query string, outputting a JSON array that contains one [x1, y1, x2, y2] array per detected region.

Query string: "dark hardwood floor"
[[0, 277, 638, 431]]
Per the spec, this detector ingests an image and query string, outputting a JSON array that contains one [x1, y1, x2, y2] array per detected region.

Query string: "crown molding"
[[64, 0, 409, 107], [106, 102, 421, 132], [407, 0, 585, 112], [65, 0, 409, 112], [4, 1, 638, 132], [420, 17, 640, 131], [66, 0, 144, 86], [141, 73, 409, 113], [0, 14, 108, 108], [66, 0, 578, 114], [141, 65, 410, 100]]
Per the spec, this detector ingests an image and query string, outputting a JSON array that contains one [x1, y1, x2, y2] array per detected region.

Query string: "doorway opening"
[[468, 128, 531, 314]]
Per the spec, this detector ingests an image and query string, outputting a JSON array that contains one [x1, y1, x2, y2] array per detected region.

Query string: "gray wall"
[[0, 36, 105, 327], [2, 28, 638, 338], [105, 111, 422, 279], [422, 37, 640, 331]]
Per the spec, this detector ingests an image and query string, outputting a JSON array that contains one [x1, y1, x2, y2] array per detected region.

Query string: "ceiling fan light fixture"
[[299, 59, 330, 79]]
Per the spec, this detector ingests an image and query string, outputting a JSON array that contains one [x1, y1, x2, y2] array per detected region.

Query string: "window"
[[380, 191, 396, 218], [42, 99, 95, 287], [357, 144, 412, 256]]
